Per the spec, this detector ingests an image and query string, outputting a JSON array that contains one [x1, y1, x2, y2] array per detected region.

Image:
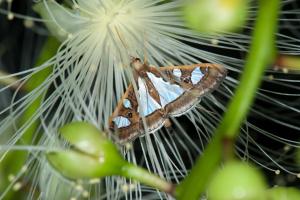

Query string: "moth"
[[109, 57, 227, 144]]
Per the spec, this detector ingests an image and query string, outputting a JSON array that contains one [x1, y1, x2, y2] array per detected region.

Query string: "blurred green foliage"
[[0, 37, 60, 200]]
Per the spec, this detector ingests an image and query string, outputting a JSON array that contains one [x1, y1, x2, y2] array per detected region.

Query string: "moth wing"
[[109, 82, 166, 144], [109, 84, 141, 143], [147, 63, 227, 116], [110, 63, 226, 143], [136, 77, 166, 135]]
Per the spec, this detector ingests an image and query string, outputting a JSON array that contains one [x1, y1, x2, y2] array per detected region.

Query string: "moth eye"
[[184, 79, 189, 83], [127, 112, 133, 118]]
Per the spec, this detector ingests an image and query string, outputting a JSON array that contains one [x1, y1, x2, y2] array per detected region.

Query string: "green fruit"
[[207, 161, 267, 200], [183, 0, 249, 34]]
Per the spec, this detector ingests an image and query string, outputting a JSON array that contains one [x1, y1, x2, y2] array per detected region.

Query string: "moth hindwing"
[[109, 59, 227, 144]]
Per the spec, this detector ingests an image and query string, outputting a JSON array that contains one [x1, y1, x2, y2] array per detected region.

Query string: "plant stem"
[[122, 163, 175, 196], [175, 1, 280, 199], [0, 37, 60, 199]]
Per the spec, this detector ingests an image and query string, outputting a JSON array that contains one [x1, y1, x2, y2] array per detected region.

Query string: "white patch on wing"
[[173, 68, 182, 78], [191, 67, 204, 85], [123, 99, 132, 109], [113, 116, 130, 128], [146, 72, 184, 107], [138, 77, 161, 117]]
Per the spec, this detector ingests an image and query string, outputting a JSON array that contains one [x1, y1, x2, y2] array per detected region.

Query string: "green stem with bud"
[[47, 122, 175, 197], [175, 0, 280, 199]]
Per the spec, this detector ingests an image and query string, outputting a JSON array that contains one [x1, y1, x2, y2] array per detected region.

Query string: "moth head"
[[130, 57, 144, 71]]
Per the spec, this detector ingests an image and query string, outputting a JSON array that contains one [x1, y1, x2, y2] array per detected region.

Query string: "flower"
[[0, 0, 300, 199]]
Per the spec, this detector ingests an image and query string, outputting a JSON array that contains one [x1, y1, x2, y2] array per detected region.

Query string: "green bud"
[[267, 187, 300, 200], [47, 150, 123, 179], [47, 122, 126, 179], [60, 122, 115, 157], [207, 161, 267, 200], [183, 0, 249, 34]]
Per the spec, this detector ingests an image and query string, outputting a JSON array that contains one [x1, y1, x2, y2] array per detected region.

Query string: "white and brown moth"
[[109, 57, 227, 144]]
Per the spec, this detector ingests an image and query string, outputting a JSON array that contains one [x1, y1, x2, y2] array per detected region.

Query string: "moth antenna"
[[99, 1, 108, 14], [112, 27, 133, 68], [142, 30, 149, 65], [115, 27, 128, 50]]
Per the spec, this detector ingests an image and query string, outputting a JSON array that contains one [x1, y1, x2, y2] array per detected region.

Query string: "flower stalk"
[[175, 0, 280, 199], [121, 163, 175, 195]]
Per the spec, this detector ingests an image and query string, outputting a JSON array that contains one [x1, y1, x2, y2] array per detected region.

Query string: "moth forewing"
[[109, 85, 139, 136], [153, 63, 226, 116]]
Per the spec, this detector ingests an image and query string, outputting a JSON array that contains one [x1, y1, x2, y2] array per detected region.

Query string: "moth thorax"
[[130, 58, 144, 71]]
